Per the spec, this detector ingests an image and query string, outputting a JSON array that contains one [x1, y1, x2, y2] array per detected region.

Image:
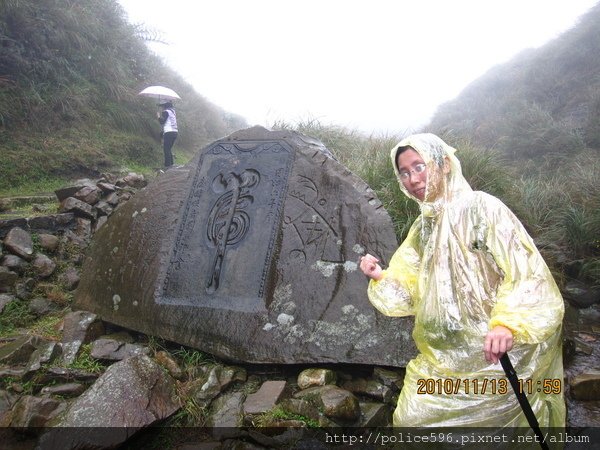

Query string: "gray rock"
[[243, 380, 287, 415], [0, 335, 47, 365], [74, 185, 101, 205], [28, 297, 58, 316], [75, 127, 414, 367], [38, 233, 60, 252], [93, 215, 108, 232], [318, 385, 360, 421], [356, 401, 391, 427], [0, 389, 19, 426], [185, 365, 244, 405], [105, 192, 120, 207], [40, 383, 86, 398], [37, 367, 99, 385], [75, 217, 92, 240], [89, 338, 149, 361], [9, 395, 66, 429], [0, 293, 15, 313], [23, 342, 62, 378], [32, 253, 56, 278], [59, 267, 80, 291], [570, 370, 600, 400], [97, 182, 117, 193], [294, 385, 360, 421], [94, 200, 113, 217], [28, 213, 77, 235], [59, 197, 95, 220], [207, 391, 245, 431], [563, 280, 600, 308], [297, 368, 337, 390], [1, 254, 28, 274], [341, 377, 394, 403], [0, 218, 28, 239], [55, 185, 84, 202], [39, 355, 180, 448], [3, 227, 34, 260], [60, 311, 104, 365], [0, 266, 19, 292], [119, 172, 146, 189], [15, 277, 35, 300], [0, 367, 25, 379]]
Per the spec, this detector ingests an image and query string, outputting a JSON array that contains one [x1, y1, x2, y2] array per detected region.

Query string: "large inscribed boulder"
[[75, 127, 416, 366]]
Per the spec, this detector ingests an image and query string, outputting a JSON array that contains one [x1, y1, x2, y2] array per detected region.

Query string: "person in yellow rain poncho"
[[359, 133, 565, 428]]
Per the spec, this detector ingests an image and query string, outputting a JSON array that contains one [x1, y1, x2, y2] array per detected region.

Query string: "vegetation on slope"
[[275, 119, 600, 289], [429, 2, 600, 159], [0, 0, 246, 192]]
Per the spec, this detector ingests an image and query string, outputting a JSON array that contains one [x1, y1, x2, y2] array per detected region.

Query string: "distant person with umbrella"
[[157, 100, 178, 168], [138, 86, 181, 169]]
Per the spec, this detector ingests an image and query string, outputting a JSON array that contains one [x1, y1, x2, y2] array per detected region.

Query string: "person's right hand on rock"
[[359, 254, 383, 281]]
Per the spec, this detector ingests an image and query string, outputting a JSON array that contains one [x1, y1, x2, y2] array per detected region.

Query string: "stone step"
[[0, 195, 56, 207]]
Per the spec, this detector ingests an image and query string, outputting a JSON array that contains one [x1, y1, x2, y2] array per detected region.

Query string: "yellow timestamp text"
[[416, 378, 562, 395]]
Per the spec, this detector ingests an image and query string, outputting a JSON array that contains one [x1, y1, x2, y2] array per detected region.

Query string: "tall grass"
[[0, 0, 246, 193]]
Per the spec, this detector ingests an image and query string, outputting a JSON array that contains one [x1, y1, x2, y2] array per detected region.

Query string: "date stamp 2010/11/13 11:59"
[[417, 377, 562, 395]]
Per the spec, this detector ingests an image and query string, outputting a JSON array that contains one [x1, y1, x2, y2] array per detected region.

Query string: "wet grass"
[[28, 314, 64, 341], [252, 404, 320, 428], [0, 300, 35, 337], [67, 343, 106, 373]]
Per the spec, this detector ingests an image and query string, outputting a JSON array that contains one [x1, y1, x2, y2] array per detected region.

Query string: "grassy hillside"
[[429, 2, 600, 159], [0, 0, 246, 193], [422, 4, 600, 288]]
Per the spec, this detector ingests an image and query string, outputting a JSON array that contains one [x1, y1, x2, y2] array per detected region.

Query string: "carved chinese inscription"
[[159, 141, 293, 311], [284, 175, 343, 264], [206, 169, 259, 293]]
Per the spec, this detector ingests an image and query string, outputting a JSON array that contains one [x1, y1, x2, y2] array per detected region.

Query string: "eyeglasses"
[[399, 163, 426, 180]]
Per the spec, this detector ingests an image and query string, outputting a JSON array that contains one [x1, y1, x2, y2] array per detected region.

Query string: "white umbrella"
[[138, 85, 181, 104]]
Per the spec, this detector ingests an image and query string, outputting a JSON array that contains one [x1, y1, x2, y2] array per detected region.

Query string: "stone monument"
[[75, 126, 416, 366]]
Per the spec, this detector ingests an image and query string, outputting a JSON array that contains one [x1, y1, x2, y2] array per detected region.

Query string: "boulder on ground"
[[75, 126, 415, 367]]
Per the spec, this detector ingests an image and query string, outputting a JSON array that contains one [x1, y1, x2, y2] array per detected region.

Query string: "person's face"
[[396, 148, 427, 201]]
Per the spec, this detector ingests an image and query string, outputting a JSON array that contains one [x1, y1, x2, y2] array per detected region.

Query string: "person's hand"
[[484, 325, 514, 364], [359, 253, 383, 281]]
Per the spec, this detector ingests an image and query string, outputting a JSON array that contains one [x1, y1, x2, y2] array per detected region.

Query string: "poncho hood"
[[390, 133, 472, 216]]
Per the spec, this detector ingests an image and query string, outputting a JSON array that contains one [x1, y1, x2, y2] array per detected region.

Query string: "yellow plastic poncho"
[[368, 134, 565, 427]]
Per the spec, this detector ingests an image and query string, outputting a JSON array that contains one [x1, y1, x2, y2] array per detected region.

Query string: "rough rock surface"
[[75, 126, 415, 366], [39, 355, 180, 448], [3, 227, 34, 260]]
